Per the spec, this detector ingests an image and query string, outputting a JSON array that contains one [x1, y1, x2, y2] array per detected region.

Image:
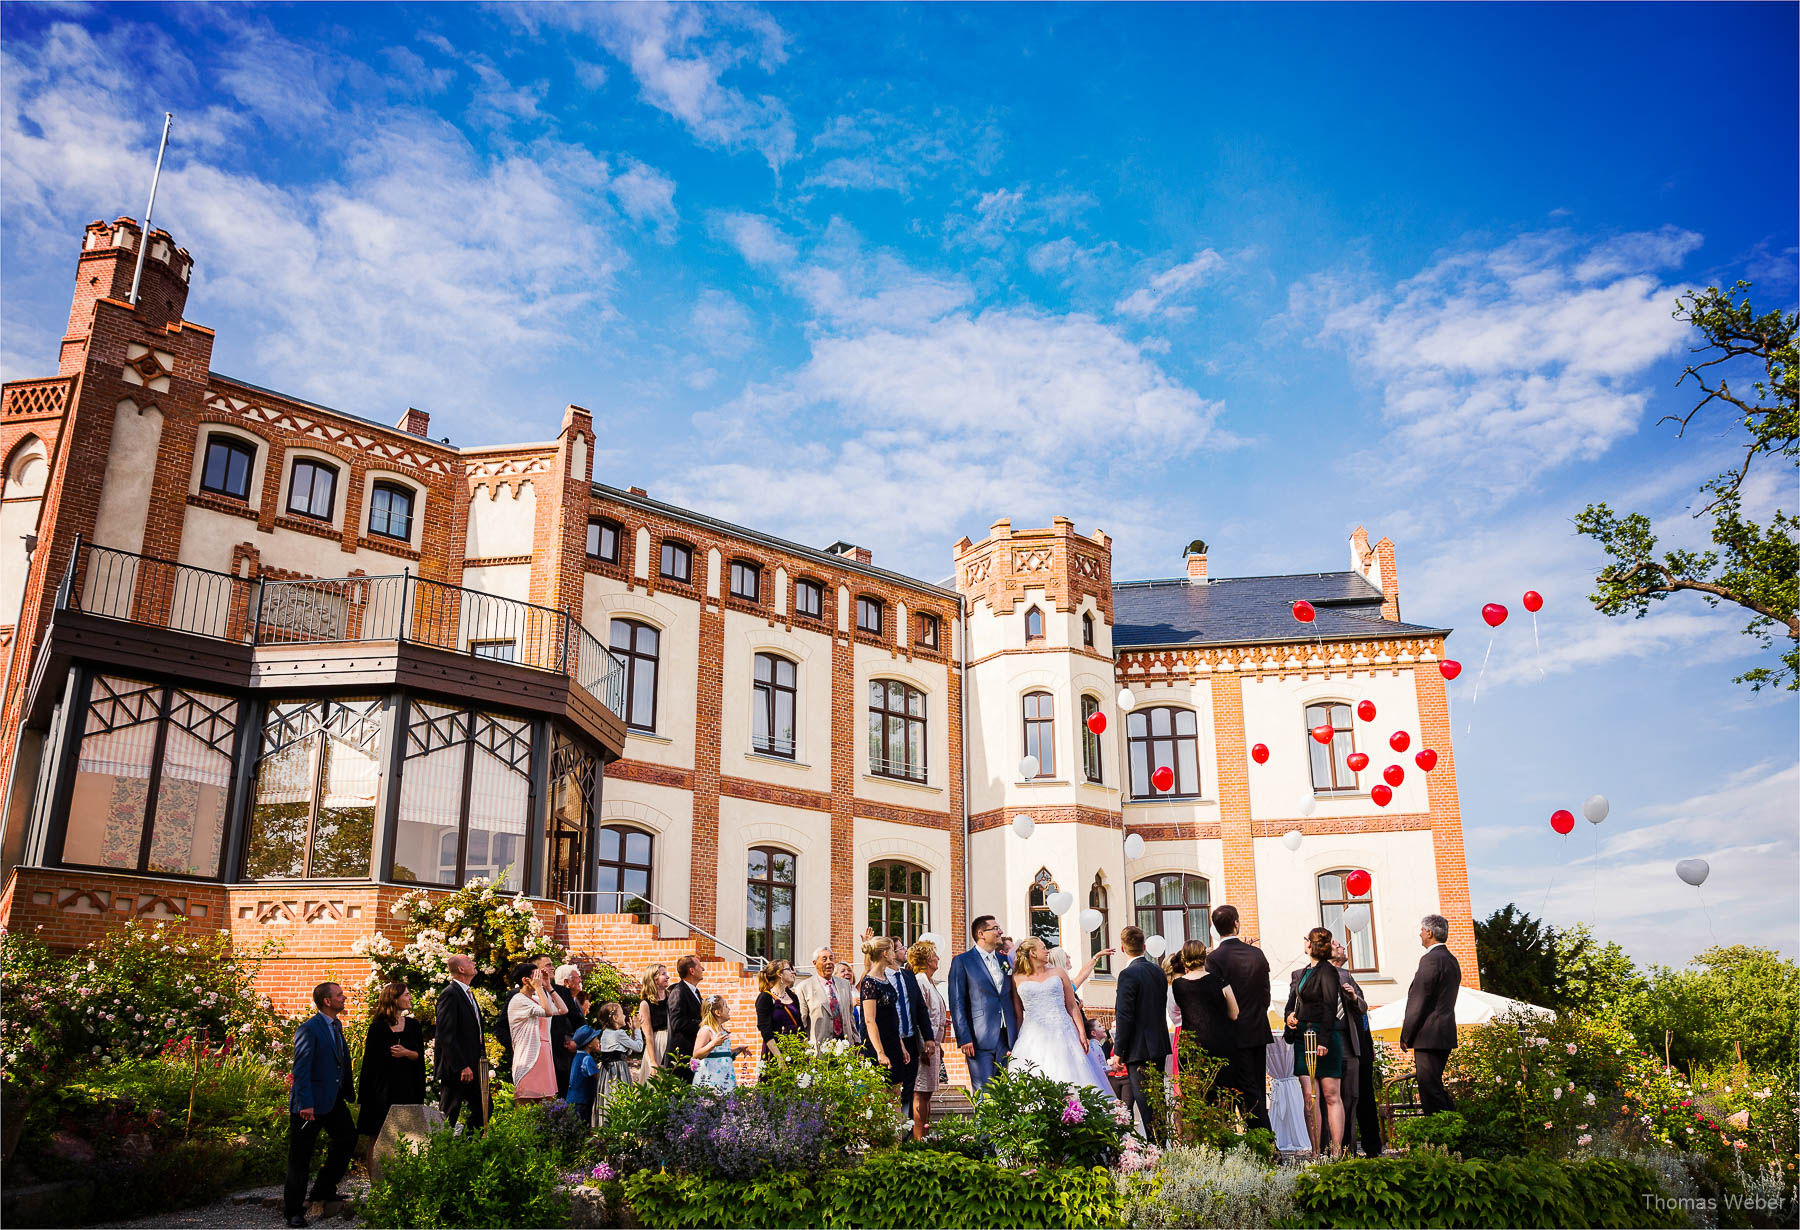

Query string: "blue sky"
[[3, 2, 1795, 968]]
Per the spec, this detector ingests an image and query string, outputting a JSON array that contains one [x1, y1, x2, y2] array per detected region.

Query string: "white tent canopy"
[[1367, 986, 1556, 1035]]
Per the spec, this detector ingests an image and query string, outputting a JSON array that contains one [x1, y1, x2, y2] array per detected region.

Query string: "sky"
[[2, 2, 1795, 971]]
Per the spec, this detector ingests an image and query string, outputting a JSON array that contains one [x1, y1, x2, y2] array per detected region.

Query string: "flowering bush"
[[356, 879, 562, 1005], [926, 1065, 1129, 1169], [752, 1034, 901, 1154], [1119, 1142, 1295, 1228]]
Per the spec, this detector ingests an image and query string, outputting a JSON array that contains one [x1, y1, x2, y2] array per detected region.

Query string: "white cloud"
[[690, 289, 753, 357], [1115, 248, 1226, 319], [610, 158, 678, 241], [800, 109, 995, 195], [715, 215, 971, 328], [1574, 226, 1703, 283], [468, 63, 549, 129], [712, 210, 798, 267]]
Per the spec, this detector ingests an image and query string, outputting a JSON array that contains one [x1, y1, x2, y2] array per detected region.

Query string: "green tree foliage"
[[1555, 923, 1647, 1016], [1574, 283, 1799, 691], [1618, 945, 1800, 1075], [1475, 904, 1563, 1008]]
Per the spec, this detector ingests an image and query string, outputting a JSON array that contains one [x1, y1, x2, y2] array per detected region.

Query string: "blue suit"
[[285, 1012, 356, 1219], [289, 1012, 354, 1114], [947, 947, 1018, 1090]]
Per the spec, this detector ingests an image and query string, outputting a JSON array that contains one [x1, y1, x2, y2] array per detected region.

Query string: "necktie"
[[825, 979, 843, 1038]]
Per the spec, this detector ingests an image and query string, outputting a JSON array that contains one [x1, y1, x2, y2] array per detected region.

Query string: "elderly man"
[[550, 963, 585, 1096], [796, 944, 860, 1047], [1401, 914, 1462, 1116]]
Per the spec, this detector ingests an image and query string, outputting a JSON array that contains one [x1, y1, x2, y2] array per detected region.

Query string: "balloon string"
[[1466, 633, 1494, 734], [1697, 887, 1720, 948], [1532, 612, 1546, 679], [1591, 825, 1599, 924], [1540, 853, 1560, 915]]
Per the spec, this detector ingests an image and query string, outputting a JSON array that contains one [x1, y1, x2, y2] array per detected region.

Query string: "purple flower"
[[590, 1162, 615, 1182], [1060, 1094, 1086, 1125]]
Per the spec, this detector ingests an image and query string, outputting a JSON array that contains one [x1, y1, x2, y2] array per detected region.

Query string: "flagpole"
[[129, 112, 174, 307]]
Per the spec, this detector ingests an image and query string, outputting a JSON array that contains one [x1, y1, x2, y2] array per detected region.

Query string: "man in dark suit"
[[284, 981, 356, 1228], [947, 914, 1019, 1090], [887, 934, 927, 1113], [1401, 913, 1462, 1116], [1111, 925, 1172, 1143], [435, 954, 488, 1133], [665, 954, 704, 1082], [549, 962, 585, 1097], [1205, 904, 1273, 1135]]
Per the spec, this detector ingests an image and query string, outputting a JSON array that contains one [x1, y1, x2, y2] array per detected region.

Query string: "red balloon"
[[1482, 603, 1508, 628], [1415, 748, 1438, 772], [1439, 659, 1462, 680], [1345, 869, 1372, 897], [1389, 730, 1411, 753], [1522, 590, 1544, 613], [1310, 724, 1335, 745], [1292, 600, 1316, 623], [1150, 765, 1174, 792], [1345, 751, 1370, 773], [1356, 699, 1377, 722], [1251, 742, 1270, 765], [1551, 809, 1575, 835], [1383, 763, 1405, 787], [1370, 784, 1393, 808], [1086, 710, 1107, 735]]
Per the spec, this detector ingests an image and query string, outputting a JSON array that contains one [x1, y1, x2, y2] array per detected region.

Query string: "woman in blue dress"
[[691, 994, 748, 1092]]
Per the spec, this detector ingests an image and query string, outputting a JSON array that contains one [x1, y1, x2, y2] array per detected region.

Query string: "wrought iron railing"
[[58, 538, 628, 720], [560, 889, 768, 971]]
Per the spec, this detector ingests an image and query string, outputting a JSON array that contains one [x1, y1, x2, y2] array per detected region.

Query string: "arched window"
[[1126, 706, 1201, 797], [752, 653, 797, 758], [917, 612, 940, 649], [609, 619, 660, 732], [1081, 694, 1103, 783], [868, 860, 930, 944], [1134, 872, 1211, 947], [870, 679, 926, 782], [1028, 868, 1062, 948], [368, 481, 415, 541], [1024, 605, 1045, 642], [1306, 702, 1359, 793], [1318, 870, 1377, 972], [286, 457, 338, 521], [730, 559, 761, 602], [200, 435, 255, 500], [1022, 691, 1055, 778], [746, 846, 796, 963], [596, 824, 653, 919], [1088, 873, 1111, 975], [1082, 612, 1095, 648]]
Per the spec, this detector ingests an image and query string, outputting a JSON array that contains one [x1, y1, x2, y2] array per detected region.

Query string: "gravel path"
[[101, 1178, 369, 1230]]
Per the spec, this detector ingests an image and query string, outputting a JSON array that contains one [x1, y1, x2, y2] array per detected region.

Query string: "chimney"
[[1185, 538, 1209, 583], [827, 540, 872, 566], [396, 407, 431, 437]]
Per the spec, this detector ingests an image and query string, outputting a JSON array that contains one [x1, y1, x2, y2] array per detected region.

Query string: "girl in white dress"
[[1007, 938, 1107, 1094]]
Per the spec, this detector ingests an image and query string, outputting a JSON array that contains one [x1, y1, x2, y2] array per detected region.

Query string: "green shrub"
[[931, 1065, 1129, 1169], [1393, 1110, 1466, 1152], [1120, 1142, 1296, 1228], [363, 1105, 573, 1229], [753, 1033, 903, 1153]]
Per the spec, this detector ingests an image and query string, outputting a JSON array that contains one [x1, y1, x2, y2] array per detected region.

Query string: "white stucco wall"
[[465, 480, 536, 558], [598, 783, 693, 938], [852, 816, 954, 968], [853, 643, 952, 808], [719, 609, 832, 794], [582, 575, 698, 771], [1241, 669, 1429, 820], [716, 795, 832, 964], [92, 400, 161, 556]]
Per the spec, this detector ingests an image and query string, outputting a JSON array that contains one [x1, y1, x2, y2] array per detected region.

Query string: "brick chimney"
[[827, 540, 872, 565], [1185, 538, 1209, 582], [396, 407, 431, 437]]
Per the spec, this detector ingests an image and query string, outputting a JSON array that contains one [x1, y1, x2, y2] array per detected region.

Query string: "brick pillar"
[[690, 572, 724, 950], [1210, 670, 1259, 939], [829, 625, 856, 958], [1414, 651, 1477, 984], [945, 639, 966, 955]]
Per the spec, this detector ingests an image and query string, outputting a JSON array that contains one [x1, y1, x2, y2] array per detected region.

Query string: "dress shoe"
[[286, 1216, 309, 1228]]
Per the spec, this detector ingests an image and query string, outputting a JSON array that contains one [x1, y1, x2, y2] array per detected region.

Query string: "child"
[[691, 995, 749, 1093], [594, 1002, 643, 1125], [567, 1024, 602, 1121]]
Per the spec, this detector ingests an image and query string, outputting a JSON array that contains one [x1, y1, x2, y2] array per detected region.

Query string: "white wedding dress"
[[1009, 975, 1107, 1095]]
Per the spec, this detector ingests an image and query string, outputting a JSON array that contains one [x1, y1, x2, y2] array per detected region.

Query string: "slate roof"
[[1111, 571, 1452, 649]]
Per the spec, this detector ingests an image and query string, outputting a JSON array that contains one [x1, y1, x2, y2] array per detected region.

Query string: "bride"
[[1008, 937, 1110, 1096]]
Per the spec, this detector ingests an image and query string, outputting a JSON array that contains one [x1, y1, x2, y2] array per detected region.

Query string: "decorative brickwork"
[[954, 516, 1114, 619]]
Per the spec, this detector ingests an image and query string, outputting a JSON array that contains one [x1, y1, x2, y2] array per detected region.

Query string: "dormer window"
[[1025, 605, 1045, 643]]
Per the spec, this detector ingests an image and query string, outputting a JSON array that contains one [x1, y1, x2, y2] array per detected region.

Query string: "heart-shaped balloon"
[[1298, 795, 1317, 817], [1311, 724, 1335, 745], [1124, 833, 1145, 859], [1415, 748, 1438, 772], [1012, 815, 1036, 840], [1356, 699, 1377, 722], [1675, 858, 1709, 887], [1383, 764, 1404, 787], [1342, 903, 1372, 934], [1551, 809, 1575, 835], [1439, 659, 1462, 680], [1293, 600, 1316, 623], [1151, 764, 1175, 792], [1047, 890, 1075, 915], [1370, 783, 1392, 807], [1389, 731, 1411, 753], [1086, 711, 1107, 735], [1522, 590, 1543, 613], [1482, 603, 1508, 628], [1345, 869, 1372, 897], [1582, 794, 1608, 824], [1080, 908, 1104, 933], [1346, 751, 1370, 773], [1251, 743, 1270, 765], [1281, 829, 1303, 851]]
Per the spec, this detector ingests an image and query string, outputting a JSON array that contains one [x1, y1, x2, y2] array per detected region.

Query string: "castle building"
[[0, 219, 1475, 1037]]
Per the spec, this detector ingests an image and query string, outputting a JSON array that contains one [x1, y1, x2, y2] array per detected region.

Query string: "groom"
[[948, 914, 1018, 1090]]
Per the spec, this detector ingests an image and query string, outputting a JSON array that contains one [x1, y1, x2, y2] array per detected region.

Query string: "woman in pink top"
[[508, 959, 566, 1102]]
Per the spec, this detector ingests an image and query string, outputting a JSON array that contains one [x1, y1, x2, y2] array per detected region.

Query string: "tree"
[[1553, 922, 1644, 1016], [1574, 283, 1799, 690], [1474, 904, 1562, 1007], [1618, 945, 1800, 1074]]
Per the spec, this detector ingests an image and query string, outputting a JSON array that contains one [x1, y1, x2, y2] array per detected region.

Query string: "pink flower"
[[688, 1058, 700, 1071], [1577, 1134, 1593, 1147], [1567, 1043, 1578, 1054], [1060, 1094, 1086, 1125]]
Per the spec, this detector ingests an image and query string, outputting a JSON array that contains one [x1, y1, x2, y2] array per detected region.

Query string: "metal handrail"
[[561, 889, 768, 972]]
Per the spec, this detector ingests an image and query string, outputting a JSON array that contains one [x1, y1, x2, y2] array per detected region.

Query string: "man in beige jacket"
[[795, 944, 861, 1048]]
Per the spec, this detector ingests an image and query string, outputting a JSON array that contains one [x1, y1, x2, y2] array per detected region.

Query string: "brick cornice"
[[720, 776, 830, 813], [604, 759, 693, 791], [1116, 636, 1449, 683], [969, 804, 1120, 834]]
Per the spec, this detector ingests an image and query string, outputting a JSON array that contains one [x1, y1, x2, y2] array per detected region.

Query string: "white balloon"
[[1144, 934, 1168, 959], [1342, 904, 1372, 934], [1676, 858, 1710, 887], [1123, 832, 1145, 860], [1117, 688, 1136, 710], [1282, 829, 1304, 852], [1582, 794, 1610, 825], [1019, 754, 1040, 780], [1080, 908, 1104, 933], [1047, 890, 1075, 915], [1298, 796, 1318, 818], [1011, 815, 1036, 840]]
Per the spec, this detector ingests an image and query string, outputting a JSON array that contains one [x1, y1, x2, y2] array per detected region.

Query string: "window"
[[659, 540, 692, 583], [1023, 691, 1055, 778], [730, 559, 761, 602], [587, 519, 620, 563], [1306, 701, 1359, 793], [549, 733, 596, 905], [856, 596, 883, 636], [1134, 872, 1211, 947], [391, 702, 531, 892], [1028, 868, 1062, 948], [244, 697, 382, 879], [869, 679, 926, 782], [1081, 694, 1103, 783], [795, 579, 823, 619], [609, 619, 660, 732], [286, 458, 338, 521], [1319, 870, 1377, 971], [917, 612, 939, 649], [1025, 605, 1045, 642], [746, 846, 796, 964], [752, 653, 797, 758], [60, 674, 237, 878], [1127, 706, 1201, 798], [596, 824, 653, 919], [200, 436, 254, 501], [1082, 612, 1095, 648], [867, 860, 930, 945], [368, 481, 415, 541], [1088, 873, 1111, 975], [470, 639, 516, 662]]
